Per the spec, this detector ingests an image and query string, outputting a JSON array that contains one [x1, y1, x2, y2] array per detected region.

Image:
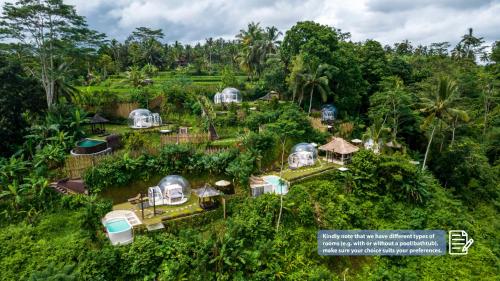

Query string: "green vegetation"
[[0, 1, 498, 280]]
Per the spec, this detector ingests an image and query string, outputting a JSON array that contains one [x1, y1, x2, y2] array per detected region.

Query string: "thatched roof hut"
[[319, 137, 359, 165]]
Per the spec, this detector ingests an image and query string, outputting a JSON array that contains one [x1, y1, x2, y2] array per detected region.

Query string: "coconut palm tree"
[[418, 76, 469, 171], [302, 63, 331, 115], [289, 59, 331, 114]]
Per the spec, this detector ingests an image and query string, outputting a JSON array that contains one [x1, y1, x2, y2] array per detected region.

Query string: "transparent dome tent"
[[148, 175, 191, 206], [214, 87, 242, 104], [288, 143, 318, 169], [321, 104, 337, 123], [128, 109, 162, 129]]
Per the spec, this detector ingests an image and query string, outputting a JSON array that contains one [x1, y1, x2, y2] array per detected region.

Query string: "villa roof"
[[193, 185, 222, 198], [250, 175, 266, 185], [319, 137, 360, 155], [89, 113, 109, 124], [259, 91, 279, 101]]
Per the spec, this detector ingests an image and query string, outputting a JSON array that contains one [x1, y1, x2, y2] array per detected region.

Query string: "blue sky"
[[1, 0, 499, 46]]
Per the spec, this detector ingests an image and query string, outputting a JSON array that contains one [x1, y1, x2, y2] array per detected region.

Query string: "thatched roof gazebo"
[[88, 113, 109, 134], [319, 137, 359, 165], [193, 185, 222, 210]]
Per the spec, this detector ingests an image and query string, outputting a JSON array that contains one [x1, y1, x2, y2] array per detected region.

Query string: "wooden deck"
[[112, 195, 204, 226]]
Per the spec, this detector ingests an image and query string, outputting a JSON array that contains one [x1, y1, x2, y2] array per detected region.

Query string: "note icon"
[[449, 230, 473, 255]]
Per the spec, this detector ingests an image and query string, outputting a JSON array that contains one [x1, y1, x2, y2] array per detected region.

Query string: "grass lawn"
[[86, 124, 174, 147], [276, 160, 339, 182], [113, 195, 204, 225], [211, 137, 239, 147]]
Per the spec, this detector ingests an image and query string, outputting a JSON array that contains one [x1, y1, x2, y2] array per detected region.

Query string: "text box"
[[318, 230, 446, 256]]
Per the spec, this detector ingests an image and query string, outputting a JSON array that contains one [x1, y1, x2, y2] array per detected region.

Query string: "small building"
[[88, 113, 109, 134], [288, 143, 318, 169], [321, 104, 338, 123], [319, 137, 359, 165], [148, 175, 191, 206], [128, 109, 162, 129], [259, 91, 279, 101], [214, 87, 242, 104], [250, 175, 289, 197], [193, 185, 222, 210]]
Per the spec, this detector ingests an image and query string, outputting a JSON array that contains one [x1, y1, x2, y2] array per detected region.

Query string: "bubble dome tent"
[[214, 87, 242, 104], [321, 104, 338, 123], [148, 175, 191, 206], [128, 109, 162, 129], [288, 143, 318, 169]]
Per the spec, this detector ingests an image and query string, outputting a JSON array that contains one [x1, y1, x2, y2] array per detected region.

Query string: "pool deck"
[[112, 195, 204, 226], [273, 160, 339, 182]]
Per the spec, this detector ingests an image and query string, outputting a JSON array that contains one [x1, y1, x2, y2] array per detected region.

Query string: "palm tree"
[[302, 63, 331, 114], [236, 22, 265, 79], [289, 59, 331, 114], [362, 117, 390, 154], [124, 66, 145, 88], [418, 76, 469, 170], [53, 62, 79, 103], [452, 28, 486, 61]]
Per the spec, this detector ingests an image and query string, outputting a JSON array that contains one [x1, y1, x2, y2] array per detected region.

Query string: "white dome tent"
[[214, 87, 242, 104], [128, 109, 162, 129], [288, 143, 318, 169], [148, 175, 191, 206]]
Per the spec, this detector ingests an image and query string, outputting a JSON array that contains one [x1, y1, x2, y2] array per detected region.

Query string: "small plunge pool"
[[262, 175, 289, 195]]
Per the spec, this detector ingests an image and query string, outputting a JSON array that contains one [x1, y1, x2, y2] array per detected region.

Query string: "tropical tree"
[[125, 66, 146, 88], [452, 28, 486, 61], [418, 76, 469, 170], [288, 55, 331, 114], [237, 22, 264, 79], [267, 105, 306, 231], [0, 57, 45, 156], [0, 0, 105, 107], [302, 63, 331, 114], [368, 76, 412, 142], [236, 23, 281, 79], [127, 27, 166, 67]]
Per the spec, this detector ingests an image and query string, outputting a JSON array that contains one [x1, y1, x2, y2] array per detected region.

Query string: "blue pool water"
[[105, 218, 131, 233], [263, 175, 289, 195]]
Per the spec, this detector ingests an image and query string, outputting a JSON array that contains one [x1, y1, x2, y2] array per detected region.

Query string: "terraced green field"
[[77, 71, 248, 101]]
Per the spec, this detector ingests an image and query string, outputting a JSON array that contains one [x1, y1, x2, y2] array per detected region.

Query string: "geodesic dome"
[[214, 87, 242, 104], [288, 143, 318, 169], [128, 109, 162, 129], [321, 104, 338, 122], [148, 175, 191, 206]]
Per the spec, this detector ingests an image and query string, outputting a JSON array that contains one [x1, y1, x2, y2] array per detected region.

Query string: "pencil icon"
[[449, 230, 473, 255]]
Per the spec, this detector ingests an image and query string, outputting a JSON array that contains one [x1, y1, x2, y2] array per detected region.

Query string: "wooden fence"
[[64, 153, 111, 179], [107, 102, 139, 118], [160, 133, 210, 145], [204, 146, 231, 154]]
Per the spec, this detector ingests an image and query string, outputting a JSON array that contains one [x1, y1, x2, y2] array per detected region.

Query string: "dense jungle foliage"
[[0, 0, 498, 280]]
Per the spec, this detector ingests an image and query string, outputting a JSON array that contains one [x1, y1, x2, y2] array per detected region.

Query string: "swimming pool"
[[103, 217, 133, 245], [262, 175, 289, 195], [72, 138, 108, 155], [105, 218, 131, 233]]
